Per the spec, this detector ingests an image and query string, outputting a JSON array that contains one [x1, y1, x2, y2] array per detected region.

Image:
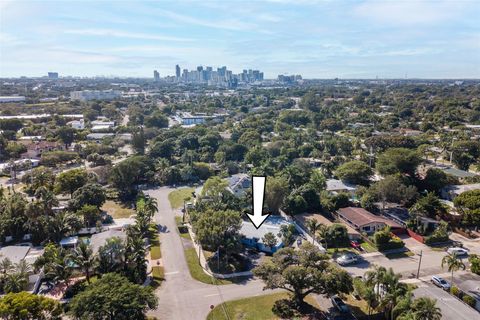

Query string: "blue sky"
[[1, 0, 479, 78]]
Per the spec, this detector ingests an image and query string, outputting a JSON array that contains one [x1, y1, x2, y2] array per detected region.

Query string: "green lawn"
[[184, 248, 233, 285], [360, 241, 377, 253], [168, 188, 195, 209], [151, 266, 164, 289], [206, 293, 320, 320], [149, 226, 161, 260], [101, 200, 135, 219]]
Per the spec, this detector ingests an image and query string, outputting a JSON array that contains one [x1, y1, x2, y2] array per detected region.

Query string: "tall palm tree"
[[70, 242, 96, 283], [441, 253, 466, 285], [144, 196, 158, 218], [412, 297, 442, 320], [15, 259, 32, 277], [317, 223, 328, 250], [305, 218, 321, 245], [365, 265, 387, 300], [97, 237, 126, 274]]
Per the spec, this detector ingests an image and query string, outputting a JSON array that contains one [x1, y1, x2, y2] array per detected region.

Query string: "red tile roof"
[[337, 207, 403, 229]]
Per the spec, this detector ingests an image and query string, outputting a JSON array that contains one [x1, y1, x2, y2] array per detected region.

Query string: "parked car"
[[431, 276, 451, 291], [331, 295, 350, 313], [336, 253, 359, 266], [296, 237, 303, 246], [447, 247, 469, 256], [350, 240, 362, 251]]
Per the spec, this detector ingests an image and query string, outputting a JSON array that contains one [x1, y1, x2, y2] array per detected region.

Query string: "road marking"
[[204, 293, 220, 297], [164, 271, 179, 275]]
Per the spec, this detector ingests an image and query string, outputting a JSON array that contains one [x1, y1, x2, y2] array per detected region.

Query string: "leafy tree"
[[441, 253, 466, 285], [76, 205, 101, 228], [262, 232, 278, 250], [55, 168, 88, 196], [451, 140, 480, 171], [422, 168, 455, 194], [132, 127, 146, 155], [411, 192, 447, 219], [468, 254, 480, 275], [376, 148, 421, 177], [69, 183, 106, 211], [253, 243, 352, 307], [325, 223, 349, 248], [279, 224, 297, 246], [109, 156, 154, 199], [309, 169, 326, 191], [265, 175, 289, 213], [191, 209, 242, 258], [68, 273, 157, 320], [369, 175, 418, 208], [335, 160, 373, 186], [56, 126, 75, 148], [0, 292, 62, 320], [453, 189, 480, 226], [284, 183, 321, 214], [201, 176, 228, 200]]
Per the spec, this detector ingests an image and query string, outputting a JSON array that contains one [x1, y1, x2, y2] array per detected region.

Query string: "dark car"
[[331, 295, 350, 313]]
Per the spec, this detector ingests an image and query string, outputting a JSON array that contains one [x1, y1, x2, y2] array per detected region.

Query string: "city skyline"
[[1, 0, 480, 78]]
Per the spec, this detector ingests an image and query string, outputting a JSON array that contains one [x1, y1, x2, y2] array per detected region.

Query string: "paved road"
[[145, 187, 275, 320], [413, 276, 480, 320]]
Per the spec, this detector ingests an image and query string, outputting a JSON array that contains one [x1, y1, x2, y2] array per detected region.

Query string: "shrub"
[[462, 295, 476, 307], [450, 286, 460, 297]]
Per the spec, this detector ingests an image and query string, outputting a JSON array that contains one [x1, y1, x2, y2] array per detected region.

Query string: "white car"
[[336, 253, 359, 266], [447, 247, 469, 256], [431, 276, 451, 291]]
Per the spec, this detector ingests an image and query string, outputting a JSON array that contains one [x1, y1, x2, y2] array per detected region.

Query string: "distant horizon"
[[1, 1, 479, 78]]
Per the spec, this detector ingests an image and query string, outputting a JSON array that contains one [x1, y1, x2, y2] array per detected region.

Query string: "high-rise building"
[[175, 64, 181, 78], [153, 70, 160, 81], [48, 72, 59, 79]]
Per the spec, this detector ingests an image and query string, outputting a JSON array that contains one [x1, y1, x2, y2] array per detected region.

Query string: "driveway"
[[145, 187, 276, 320]]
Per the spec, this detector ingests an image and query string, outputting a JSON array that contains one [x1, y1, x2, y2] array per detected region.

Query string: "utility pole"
[[416, 250, 423, 279]]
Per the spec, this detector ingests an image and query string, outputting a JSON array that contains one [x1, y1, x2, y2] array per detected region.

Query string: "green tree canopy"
[[68, 273, 158, 320]]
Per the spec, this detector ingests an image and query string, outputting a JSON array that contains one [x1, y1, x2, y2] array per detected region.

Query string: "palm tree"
[[364, 287, 376, 316], [441, 253, 466, 285], [15, 259, 32, 277], [365, 265, 387, 300], [144, 196, 158, 218], [305, 218, 321, 245], [70, 242, 96, 283], [412, 297, 442, 320], [97, 237, 126, 274], [3, 272, 28, 293], [317, 223, 328, 250]]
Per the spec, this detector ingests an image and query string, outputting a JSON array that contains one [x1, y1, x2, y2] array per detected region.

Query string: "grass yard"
[[101, 200, 135, 219], [184, 248, 234, 285], [206, 292, 320, 320], [151, 266, 164, 289], [149, 225, 161, 260], [343, 294, 371, 318], [360, 241, 377, 253], [168, 188, 195, 209]]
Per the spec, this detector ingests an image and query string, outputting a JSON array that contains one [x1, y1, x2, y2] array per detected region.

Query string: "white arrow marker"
[[246, 176, 270, 229]]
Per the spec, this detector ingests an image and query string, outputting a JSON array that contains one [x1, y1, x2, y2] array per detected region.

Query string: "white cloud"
[[353, 0, 468, 26], [64, 28, 194, 42], [155, 9, 256, 31]]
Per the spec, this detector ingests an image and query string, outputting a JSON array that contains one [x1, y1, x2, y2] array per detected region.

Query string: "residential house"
[[326, 179, 357, 198], [20, 141, 64, 159], [240, 215, 291, 253], [89, 229, 127, 254], [337, 207, 404, 235], [295, 212, 361, 240], [227, 173, 251, 198]]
